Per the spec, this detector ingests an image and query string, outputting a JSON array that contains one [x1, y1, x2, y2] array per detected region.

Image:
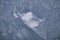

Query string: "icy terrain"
[[0, 0, 60, 40]]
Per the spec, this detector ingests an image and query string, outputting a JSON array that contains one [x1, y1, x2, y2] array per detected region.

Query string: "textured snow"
[[18, 12, 43, 29], [21, 12, 33, 21], [26, 20, 39, 28]]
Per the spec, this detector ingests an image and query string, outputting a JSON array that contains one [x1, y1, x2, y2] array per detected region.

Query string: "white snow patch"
[[18, 12, 40, 28], [18, 12, 43, 29], [26, 20, 39, 28], [21, 12, 33, 21]]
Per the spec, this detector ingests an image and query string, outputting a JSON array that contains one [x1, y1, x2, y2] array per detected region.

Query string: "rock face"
[[0, 0, 60, 40]]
